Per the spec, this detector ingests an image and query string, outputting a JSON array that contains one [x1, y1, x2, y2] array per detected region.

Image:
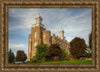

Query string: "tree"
[[61, 48, 68, 58], [61, 48, 73, 58], [30, 43, 48, 63], [70, 37, 87, 58], [84, 45, 92, 58], [35, 43, 48, 59], [15, 50, 27, 62], [8, 49, 15, 63], [89, 32, 92, 49], [85, 46, 92, 53], [46, 44, 63, 59]]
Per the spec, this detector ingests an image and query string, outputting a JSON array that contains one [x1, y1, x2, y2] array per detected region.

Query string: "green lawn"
[[12, 60, 92, 64], [40, 60, 92, 64]]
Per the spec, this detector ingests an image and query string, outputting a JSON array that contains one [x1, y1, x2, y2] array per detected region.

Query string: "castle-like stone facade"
[[28, 14, 70, 61]]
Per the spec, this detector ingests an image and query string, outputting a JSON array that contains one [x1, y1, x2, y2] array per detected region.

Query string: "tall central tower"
[[34, 13, 44, 27]]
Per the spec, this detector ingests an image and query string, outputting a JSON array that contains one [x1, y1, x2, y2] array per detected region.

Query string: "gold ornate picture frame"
[[0, 0, 100, 72]]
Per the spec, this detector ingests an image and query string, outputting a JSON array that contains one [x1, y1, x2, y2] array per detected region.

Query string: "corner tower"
[[59, 28, 65, 39]]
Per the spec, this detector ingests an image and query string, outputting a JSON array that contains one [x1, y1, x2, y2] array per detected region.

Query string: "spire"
[[33, 13, 44, 27], [59, 28, 65, 39], [59, 27, 64, 32], [36, 13, 40, 18]]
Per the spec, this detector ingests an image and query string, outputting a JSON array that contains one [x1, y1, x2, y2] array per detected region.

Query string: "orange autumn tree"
[[70, 37, 87, 58]]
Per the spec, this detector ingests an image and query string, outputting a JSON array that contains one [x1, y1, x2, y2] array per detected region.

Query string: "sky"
[[8, 8, 92, 56]]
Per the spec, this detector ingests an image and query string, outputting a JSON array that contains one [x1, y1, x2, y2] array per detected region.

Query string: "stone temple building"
[[28, 14, 70, 61]]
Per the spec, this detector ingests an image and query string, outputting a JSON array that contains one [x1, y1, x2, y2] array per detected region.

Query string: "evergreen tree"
[[89, 32, 92, 50], [8, 49, 15, 63]]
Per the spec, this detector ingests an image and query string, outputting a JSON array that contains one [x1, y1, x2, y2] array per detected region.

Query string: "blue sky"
[[8, 8, 92, 56]]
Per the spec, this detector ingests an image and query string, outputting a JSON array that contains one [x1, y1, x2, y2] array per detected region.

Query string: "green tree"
[[61, 48, 68, 58], [89, 32, 92, 50], [86, 46, 92, 53], [35, 43, 48, 59], [61, 48, 73, 58], [8, 49, 15, 63], [15, 50, 27, 62], [70, 37, 87, 58], [30, 43, 48, 63], [84, 45, 92, 58]]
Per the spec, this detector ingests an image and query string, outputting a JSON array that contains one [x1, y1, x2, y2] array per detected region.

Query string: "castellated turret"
[[59, 28, 65, 39]]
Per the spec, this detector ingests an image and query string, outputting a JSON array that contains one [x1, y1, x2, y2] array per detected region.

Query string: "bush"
[[61, 48, 68, 58], [67, 54, 73, 58], [30, 57, 38, 63], [83, 52, 92, 58], [60, 56, 65, 60], [45, 55, 53, 61], [53, 56, 59, 60], [30, 57, 46, 63], [40, 57, 46, 63]]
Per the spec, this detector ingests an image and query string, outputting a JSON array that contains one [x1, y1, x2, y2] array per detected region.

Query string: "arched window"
[[34, 32, 37, 39]]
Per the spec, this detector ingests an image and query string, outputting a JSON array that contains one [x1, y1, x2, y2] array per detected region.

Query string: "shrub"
[[40, 57, 46, 63], [30, 57, 38, 63], [61, 48, 68, 58], [67, 54, 73, 58], [53, 56, 59, 60], [60, 56, 65, 61]]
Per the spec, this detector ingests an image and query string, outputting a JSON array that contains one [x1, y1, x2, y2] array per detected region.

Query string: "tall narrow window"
[[34, 42, 37, 50], [28, 45, 30, 52], [35, 32, 37, 39]]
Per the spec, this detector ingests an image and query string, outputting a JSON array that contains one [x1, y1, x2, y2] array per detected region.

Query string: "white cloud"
[[9, 8, 92, 55], [9, 9, 40, 30], [9, 8, 71, 31], [9, 43, 28, 56], [9, 43, 27, 49]]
